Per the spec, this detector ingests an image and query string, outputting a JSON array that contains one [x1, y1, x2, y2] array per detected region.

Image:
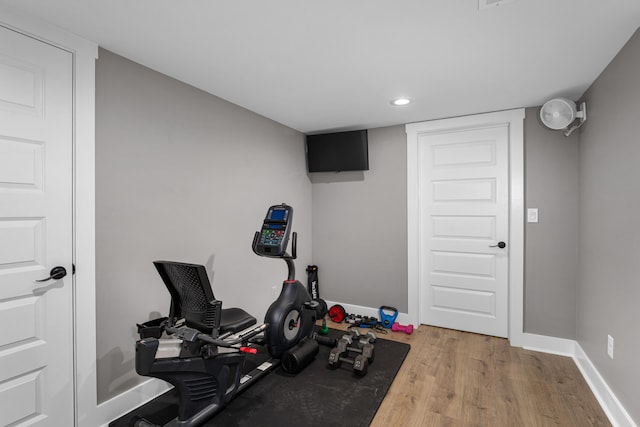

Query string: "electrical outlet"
[[607, 335, 614, 359], [527, 208, 539, 223]]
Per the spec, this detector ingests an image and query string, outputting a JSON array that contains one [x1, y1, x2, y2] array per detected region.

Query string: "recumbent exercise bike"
[[133, 204, 319, 427]]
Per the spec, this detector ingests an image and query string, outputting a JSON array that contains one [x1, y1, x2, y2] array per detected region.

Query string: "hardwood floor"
[[329, 322, 611, 427]]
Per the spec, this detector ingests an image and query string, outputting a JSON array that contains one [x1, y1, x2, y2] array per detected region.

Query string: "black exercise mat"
[[111, 328, 410, 427]]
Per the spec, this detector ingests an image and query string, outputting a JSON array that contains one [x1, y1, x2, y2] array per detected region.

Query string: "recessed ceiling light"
[[390, 98, 412, 106]]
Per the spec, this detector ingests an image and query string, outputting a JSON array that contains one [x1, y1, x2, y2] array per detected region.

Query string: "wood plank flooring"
[[329, 322, 611, 427]]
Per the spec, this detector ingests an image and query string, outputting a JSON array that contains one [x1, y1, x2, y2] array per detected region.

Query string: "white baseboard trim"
[[573, 343, 637, 427], [96, 378, 171, 427], [521, 332, 576, 357], [324, 300, 413, 327], [519, 332, 637, 427]]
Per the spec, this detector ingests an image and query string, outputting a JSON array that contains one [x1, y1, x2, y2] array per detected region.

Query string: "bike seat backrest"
[[153, 261, 222, 335]]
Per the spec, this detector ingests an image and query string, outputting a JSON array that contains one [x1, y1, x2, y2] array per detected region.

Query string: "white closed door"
[[0, 26, 74, 425], [419, 125, 509, 337]]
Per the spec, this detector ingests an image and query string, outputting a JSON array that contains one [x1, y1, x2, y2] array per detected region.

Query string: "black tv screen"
[[306, 130, 369, 172]]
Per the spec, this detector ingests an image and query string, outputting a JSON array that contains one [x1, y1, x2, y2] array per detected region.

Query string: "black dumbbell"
[[343, 335, 375, 363], [357, 331, 376, 348], [312, 331, 337, 347], [358, 343, 375, 364], [328, 345, 347, 368], [327, 336, 375, 373], [353, 354, 369, 376]]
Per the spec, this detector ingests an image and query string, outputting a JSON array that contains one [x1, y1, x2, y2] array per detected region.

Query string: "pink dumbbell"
[[391, 322, 414, 334]]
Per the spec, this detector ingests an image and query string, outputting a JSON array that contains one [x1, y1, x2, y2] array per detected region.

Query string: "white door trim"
[[0, 6, 99, 426], [406, 109, 525, 345]]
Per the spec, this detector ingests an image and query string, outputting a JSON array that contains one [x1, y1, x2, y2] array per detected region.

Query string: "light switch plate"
[[527, 208, 539, 223]]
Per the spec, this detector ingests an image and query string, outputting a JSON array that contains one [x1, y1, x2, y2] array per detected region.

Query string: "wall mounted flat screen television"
[[306, 129, 369, 172]]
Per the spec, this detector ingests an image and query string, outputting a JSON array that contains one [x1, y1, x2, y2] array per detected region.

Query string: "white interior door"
[[418, 125, 509, 337], [0, 25, 74, 426]]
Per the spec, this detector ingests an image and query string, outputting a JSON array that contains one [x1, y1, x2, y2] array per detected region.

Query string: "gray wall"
[[310, 125, 408, 312], [523, 107, 580, 339], [577, 28, 640, 422], [95, 49, 312, 403]]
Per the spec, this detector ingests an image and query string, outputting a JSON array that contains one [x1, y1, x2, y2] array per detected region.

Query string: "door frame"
[[0, 6, 99, 426], [406, 109, 525, 346]]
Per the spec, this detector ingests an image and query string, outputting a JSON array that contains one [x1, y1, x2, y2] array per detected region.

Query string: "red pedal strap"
[[240, 346, 257, 354]]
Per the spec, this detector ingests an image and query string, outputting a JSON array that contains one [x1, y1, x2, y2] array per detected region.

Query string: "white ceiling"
[[2, 0, 639, 134]]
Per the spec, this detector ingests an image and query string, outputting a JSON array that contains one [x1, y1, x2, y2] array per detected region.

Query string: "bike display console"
[[254, 204, 293, 258]]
